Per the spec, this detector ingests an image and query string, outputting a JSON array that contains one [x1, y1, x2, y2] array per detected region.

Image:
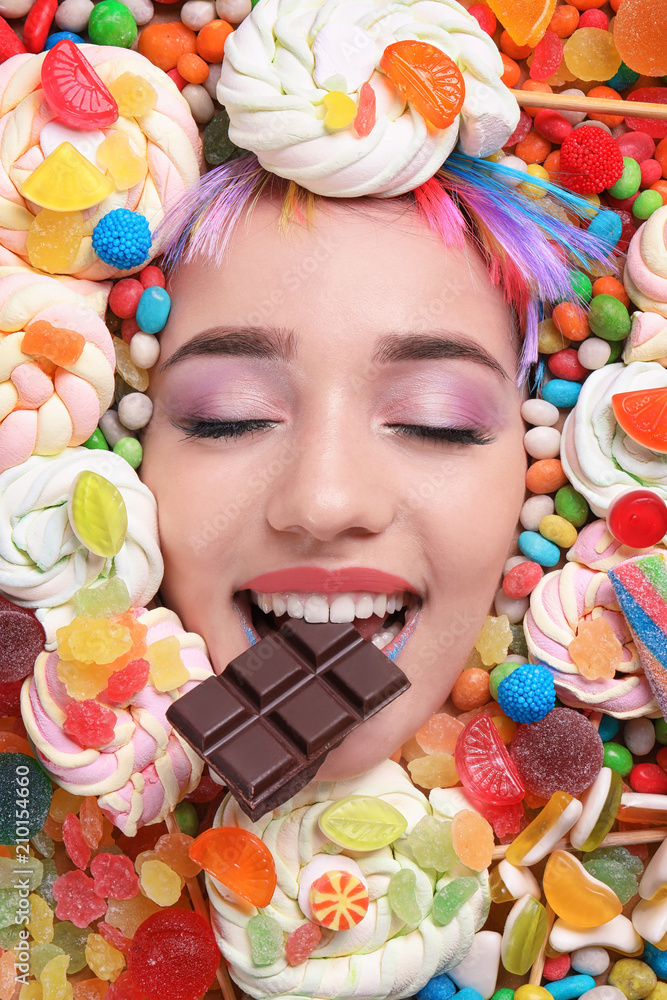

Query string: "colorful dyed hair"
[[157, 151, 615, 382]]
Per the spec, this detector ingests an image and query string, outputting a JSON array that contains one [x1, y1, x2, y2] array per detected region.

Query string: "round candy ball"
[[588, 294, 631, 342], [624, 717, 656, 757], [55, 0, 94, 31], [128, 909, 220, 1000], [497, 662, 555, 723], [92, 209, 151, 270], [88, 0, 137, 45], [118, 393, 153, 431], [113, 437, 143, 469], [511, 707, 603, 797], [0, 753, 52, 844]]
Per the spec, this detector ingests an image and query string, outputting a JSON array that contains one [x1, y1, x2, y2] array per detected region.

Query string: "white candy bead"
[[129, 332, 160, 370], [100, 409, 136, 447], [182, 84, 216, 124], [0, 0, 32, 17], [571, 947, 610, 977], [449, 931, 501, 1000], [203, 62, 223, 101], [579, 989, 626, 1000], [550, 914, 642, 954], [118, 0, 153, 24], [520, 495, 555, 531], [558, 90, 588, 125], [505, 654, 528, 664], [118, 393, 153, 431], [623, 717, 656, 756], [215, 0, 251, 22], [504, 555, 528, 575], [493, 588, 528, 625], [578, 337, 612, 370], [574, 120, 612, 136], [181, 0, 216, 30], [55, 0, 93, 31], [497, 155, 527, 187], [524, 426, 561, 460], [521, 398, 559, 427]]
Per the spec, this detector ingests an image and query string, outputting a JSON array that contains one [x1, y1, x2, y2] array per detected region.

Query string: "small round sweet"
[[623, 718, 656, 757], [88, 0, 137, 46], [630, 763, 667, 794], [182, 83, 216, 124], [607, 960, 657, 1000], [128, 909, 220, 1000], [607, 491, 667, 548], [497, 662, 555, 724], [121, 0, 153, 23], [578, 990, 627, 1000], [511, 707, 603, 797], [83, 428, 109, 451], [524, 426, 561, 460], [416, 974, 458, 1000], [578, 336, 612, 370], [498, 155, 528, 187], [538, 318, 569, 354], [55, 0, 93, 31], [521, 164, 550, 199], [515, 987, 552, 1000], [100, 409, 136, 448], [643, 943, 667, 979], [136, 287, 172, 335], [633, 189, 664, 220], [570, 270, 593, 302], [489, 661, 520, 701], [503, 561, 542, 599], [451, 667, 490, 711], [543, 954, 572, 982], [602, 742, 633, 777], [118, 393, 154, 431], [181, 0, 216, 29], [656, 719, 667, 745], [215, 0, 251, 21], [517, 531, 561, 567], [558, 90, 588, 126], [130, 332, 160, 370], [608, 158, 642, 200], [92, 210, 151, 270], [45, 30, 86, 48], [541, 378, 582, 408], [174, 801, 199, 837], [0, 753, 52, 843], [493, 589, 528, 625], [520, 496, 555, 532], [109, 278, 144, 320], [113, 437, 143, 469], [505, 555, 529, 574], [539, 514, 578, 548], [598, 715, 620, 742], [521, 399, 559, 427], [572, 948, 610, 977], [588, 295, 631, 342], [554, 485, 589, 527], [587, 210, 623, 250]]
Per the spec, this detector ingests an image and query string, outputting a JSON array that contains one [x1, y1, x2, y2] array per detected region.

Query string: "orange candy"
[[526, 458, 568, 494], [309, 870, 369, 931], [500, 29, 532, 60], [22, 320, 84, 366], [612, 387, 667, 453], [568, 0, 606, 8], [501, 54, 521, 88], [486, 0, 557, 47], [380, 41, 465, 129], [80, 796, 104, 850], [521, 79, 554, 116], [0, 731, 33, 756], [614, 0, 667, 77], [592, 276, 630, 307], [651, 179, 667, 205], [586, 86, 624, 128], [177, 52, 209, 84], [656, 137, 667, 177], [548, 4, 580, 37], [569, 617, 622, 680], [543, 149, 561, 179], [491, 714, 517, 743], [515, 129, 552, 164], [415, 712, 464, 754], [74, 981, 110, 999], [43, 813, 64, 842], [451, 809, 495, 871], [138, 22, 196, 72], [552, 301, 590, 341], [189, 827, 277, 908], [451, 667, 491, 712], [196, 19, 234, 63], [155, 833, 201, 878]]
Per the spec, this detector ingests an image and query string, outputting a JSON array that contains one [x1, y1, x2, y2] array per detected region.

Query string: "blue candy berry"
[[497, 662, 555, 724], [416, 974, 457, 1000], [92, 209, 151, 270]]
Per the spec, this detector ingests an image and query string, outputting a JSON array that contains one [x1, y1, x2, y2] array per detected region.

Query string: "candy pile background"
[[0, 0, 667, 998]]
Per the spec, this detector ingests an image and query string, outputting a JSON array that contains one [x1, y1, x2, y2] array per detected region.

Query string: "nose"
[[263, 411, 396, 541]]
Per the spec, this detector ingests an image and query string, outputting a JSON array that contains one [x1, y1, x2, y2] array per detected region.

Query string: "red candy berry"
[[543, 954, 572, 981], [454, 715, 525, 805], [139, 265, 166, 289], [530, 31, 563, 82], [285, 923, 322, 966], [128, 909, 220, 1000], [559, 127, 624, 193], [63, 699, 116, 748], [640, 159, 662, 188], [62, 813, 91, 871], [548, 347, 588, 381], [467, 2, 496, 35], [503, 561, 542, 599], [105, 657, 150, 703], [0, 17, 25, 61], [607, 490, 667, 548], [630, 763, 667, 795], [53, 870, 108, 928], [91, 852, 140, 900], [578, 9, 607, 27], [109, 278, 144, 319]]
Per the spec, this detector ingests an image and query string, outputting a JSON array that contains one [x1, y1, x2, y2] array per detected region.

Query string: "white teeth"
[[273, 594, 287, 617], [286, 594, 304, 619], [371, 621, 403, 649], [355, 593, 375, 620], [249, 589, 410, 623], [303, 594, 330, 623], [329, 595, 356, 622], [373, 594, 387, 618]]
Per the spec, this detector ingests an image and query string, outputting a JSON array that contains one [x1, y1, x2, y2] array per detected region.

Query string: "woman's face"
[[141, 195, 526, 778]]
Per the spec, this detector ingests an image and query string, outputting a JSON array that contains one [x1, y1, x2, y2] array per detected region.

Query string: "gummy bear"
[[127, 910, 220, 1000], [64, 700, 116, 749], [387, 869, 421, 925], [285, 923, 321, 966], [404, 816, 455, 873], [68, 472, 129, 560], [21, 143, 114, 212], [85, 932, 125, 982], [380, 40, 465, 129], [432, 877, 478, 926], [75, 578, 131, 619], [96, 132, 148, 191], [57, 660, 113, 702], [247, 912, 284, 965], [569, 617, 623, 680], [109, 73, 157, 117], [139, 859, 183, 906], [22, 320, 85, 367], [104, 658, 149, 704], [451, 810, 495, 872], [26, 210, 84, 274], [407, 753, 459, 789], [146, 636, 188, 691], [474, 615, 513, 667]]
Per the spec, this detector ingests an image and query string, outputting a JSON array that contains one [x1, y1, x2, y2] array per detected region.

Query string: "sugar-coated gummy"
[[52, 919, 90, 974], [128, 908, 220, 1000], [511, 708, 603, 797], [0, 753, 52, 844], [416, 975, 459, 1000]]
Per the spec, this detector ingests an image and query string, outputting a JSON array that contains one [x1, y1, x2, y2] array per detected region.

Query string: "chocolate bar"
[[166, 613, 410, 820]]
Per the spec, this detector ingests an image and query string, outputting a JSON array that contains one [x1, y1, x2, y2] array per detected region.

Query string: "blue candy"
[[416, 974, 458, 1000], [643, 943, 667, 978], [136, 286, 172, 334], [606, 62, 640, 92], [587, 210, 623, 250], [45, 31, 85, 47], [542, 379, 582, 409], [546, 977, 596, 1000], [518, 530, 560, 568], [92, 209, 151, 271], [598, 714, 620, 742], [497, 662, 555, 724]]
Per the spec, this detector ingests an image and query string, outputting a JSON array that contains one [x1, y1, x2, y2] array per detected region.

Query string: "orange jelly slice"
[[612, 387, 667, 454], [379, 41, 465, 129], [188, 827, 277, 908], [485, 0, 557, 47]]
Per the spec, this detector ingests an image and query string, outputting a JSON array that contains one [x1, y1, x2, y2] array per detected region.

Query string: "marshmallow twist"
[[623, 311, 667, 366], [624, 205, 667, 318]]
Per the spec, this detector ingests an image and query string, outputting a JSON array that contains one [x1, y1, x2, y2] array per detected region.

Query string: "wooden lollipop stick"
[[492, 827, 667, 861], [165, 812, 237, 1000], [510, 89, 667, 121], [529, 904, 555, 986]]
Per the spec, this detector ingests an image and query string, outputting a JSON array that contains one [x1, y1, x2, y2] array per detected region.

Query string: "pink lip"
[[238, 567, 419, 595]]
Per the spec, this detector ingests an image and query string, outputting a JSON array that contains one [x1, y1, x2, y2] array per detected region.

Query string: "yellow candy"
[[27, 892, 54, 944], [68, 471, 128, 559], [407, 753, 459, 789], [39, 953, 72, 1000], [318, 796, 407, 851], [139, 859, 183, 906], [538, 318, 569, 354], [105, 895, 161, 937], [26, 210, 84, 274], [322, 91, 357, 130], [544, 850, 622, 927], [84, 932, 125, 982], [474, 614, 513, 667], [147, 636, 188, 692], [57, 616, 132, 665], [22, 143, 114, 212], [520, 164, 549, 200], [19, 983, 43, 1000], [49, 787, 84, 823], [96, 132, 148, 192], [56, 658, 113, 701], [506, 791, 580, 867], [515, 988, 552, 1000], [109, 72, 157, 117], [563, 27, 622, 82], [539, 514, 578, 548], [113, 338, 149, 392]]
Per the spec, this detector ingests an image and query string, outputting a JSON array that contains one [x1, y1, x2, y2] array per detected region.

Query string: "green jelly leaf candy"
[[74, 576, 131, 618], [68, 470, 128, 558], [433, 876, 478, 926], [248, 912, 283, 967], [319, 796, 407, 851], [387, 869, 421, 925]]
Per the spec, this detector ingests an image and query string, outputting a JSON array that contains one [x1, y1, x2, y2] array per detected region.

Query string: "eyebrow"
[[159, 325, 510, 380]]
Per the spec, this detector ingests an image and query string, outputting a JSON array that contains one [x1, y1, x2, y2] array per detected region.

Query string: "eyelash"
[[174, 419, 493, 447]]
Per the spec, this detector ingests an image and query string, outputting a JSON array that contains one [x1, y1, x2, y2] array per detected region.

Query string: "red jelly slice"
[[454, 714, 525, 805], [612, 387, 667, 454], [41, 39, 119, 129], [379, 40, 465, 130]]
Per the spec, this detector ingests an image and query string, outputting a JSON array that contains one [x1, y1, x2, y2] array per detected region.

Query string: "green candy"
[[113, 436, 143, 469], [403, 816, 454, 873], [603, 741, 633, 776], [30, 942, 65, 981], [88, 0, 137, 46], [83, 428, 109, 451], [0, 857, 42, 890], [0, 889, 21, 928], [387, 869, 422, 926], [607, 338, 626, 363], [633, 189, 663, 221], [247, 913, 283, 967], [35, 859, 58, 910], [0, 754, 52, 844], [203, 110, 244, 167], [607, 157, 641, 200], [656, 718, 667, 744], [0, 923, 22, 949], [585, 846, 643, 874], [74, 577, 131, 618], [571, 270, 593, 303], [174, 801, 199, 837], [588, 294, 631, 342], [583, 848, 641, 905], [491, 991, 515, 1000], [509, 623, 528, 658], [30, 830, 54, 859], [608, 959, 657, 1000], [554, 485, 589, 527], [432, 877, 477, 926], [502, 895, 548, 976], [489, 661, 519, 701], [52, 920, 90, 974]]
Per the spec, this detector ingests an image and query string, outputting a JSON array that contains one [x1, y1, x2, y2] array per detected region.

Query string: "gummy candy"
[[484, 0, 555, 46], [173, 802, 199, 838], [511, 708, 603, 797], [57, 617, 131, 666], [62, 812, 91, 870], [474, 615, 513, 667], [90, 853, 139, 901], [408, 753, 459, 789], [27, 892, 54, 944], [318, 795, 407, 851], [612, 389, 667, 454], [0, 949, 15, 1000], [146, 636, 188, 691], [563, 28, 621, 82], [0, 597, 46, 685], [454, 715, 525, 805], [571, 766, 622, 852], [607, 492, 667, 549], [404, 816, 455, 873], [188, 827, 276, 908], [68, 472, 129, 560], [64, 700, 116, 748], [285, 923, 322, 966], [31, 829, 55, 859], [19, 979, 44, 999], [109, 72, 157, 117], [41, 40, 118, 129], [53, 870, 108, 928], [544, 851, 622, 927], [451, 810, 495, 872], [501, 894, 548, 975], [85, 933, 125, 982], [530, 30, 563, 82], [96, 132, 148, 191], [247, 911, 284, 965], [154, 834, 201, 878], [73, 982, 109, 1000], [322, 91, 356, 131], [613, 0, 667, 77], [31, 944, 65, 981], [105, 658, 149, 704], [79, 796, 104, 850], [569, 617, 623, 680], [484, 800, 524, 839], [75, 578, 131, 620], [433, 877, 478, 926], [39, 953, 71, 999], [35, 859, 59, 910], [0, 753, 52, 844], [0, 856, 43, 889], [309, 869, 369, 930], [583, 847, 642, 905], [22, 320, 85, 367], [127, 909, 220, 1000], [26, 209, 84, 273], [52, 920, 91, 974], [22, 143, 114, 212], [379, 41, 465, 129], [105, 896, 161, 938], [387, 869, 421, 925], [98, 922, 132, 956], [506, 791, 582, 867], [0, 888, 21, 928], [415, 713, 463, 755], [139, 859, 183, 906], [57, 660, 113, 702], [354, 82, 376, 137]]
